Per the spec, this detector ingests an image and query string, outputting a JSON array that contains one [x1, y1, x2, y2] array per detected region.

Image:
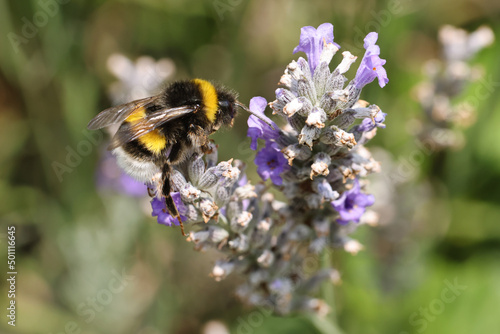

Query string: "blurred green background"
[[1, 0, 500, 333]]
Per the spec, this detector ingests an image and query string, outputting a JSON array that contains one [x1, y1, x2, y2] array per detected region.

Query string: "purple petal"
[[151, 197, 165, 216], [363, 32, 379, 49], [119, 173, 147, 197], [249, 96, 277, 128], [254, 142, 289, 186], [376, 66, 389, 88], [257, 167, 271, 181], [96, 152, 147, 197], [331, 179, 375, 224], [247, 127, 262, 150], [353, 32, 388, 89], [350, 178, 361, 192], [242, 198, 250, 211], [352, 193, 375, 207], [238, 173, 248, 187], [331, 193, 347, 210], [357, 112, 387, 132], [249, 96, 267, 113], [293, 23, 340, 74], [317, 23, 335, 44], [338, 206, 365, 222], [270, 173, 283, 186], [247, 96, 279, 150], [151, 192, 187, 227]]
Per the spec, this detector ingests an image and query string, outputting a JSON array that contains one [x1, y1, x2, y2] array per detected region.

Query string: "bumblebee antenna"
[[235, 101, 276, 130]]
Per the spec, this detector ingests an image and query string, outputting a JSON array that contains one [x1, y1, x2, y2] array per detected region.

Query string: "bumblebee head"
[[216, 89, 238, 127], [201, 80, 275, 130]]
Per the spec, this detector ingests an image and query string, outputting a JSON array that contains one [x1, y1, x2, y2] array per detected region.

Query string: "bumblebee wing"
[[87, 96, 158, 130], [108, 105, 198, 150]]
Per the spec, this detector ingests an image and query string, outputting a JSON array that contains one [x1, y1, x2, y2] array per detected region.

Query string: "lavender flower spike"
[[293, 23, 340, 74], [247, 97, 279, 150], [331, 179, 374, 224], [140, 22, 389, 316], [353, 32, 389, 89]]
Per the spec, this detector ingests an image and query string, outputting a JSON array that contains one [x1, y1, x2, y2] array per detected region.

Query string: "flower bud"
[[230, 211, 253, 233], [214, 186, 231, 205], [305, 194, 322, 209], [249, 269, 270, 286], [320, 125, 357, 148], [228, 234, 250, 252], [302, 298, 330, 317], [282, 144, 312, 165], [335, 51, 357, 74], [310, 152, 331, 179], [208, 226, 229, 243], [312, 178, 339, 201], [257, 249, 275, 268], [279, 73, 293, 88], [184, 204, 199, 222], [297, 79, 317, 105], [298, 126, 321, 149], [283, 98, 304, 117], [313, 217, 330, 237], [198, 167, 219, 189], [343, 239, 364, 255], [309, 237, 328, 253], [188, 154, 205, 185], [179, 183, 200, 203], [270, 88, 297, 115], [306, 107, 327, 129], [287, 114, 306, 132], [199, 198, 218, 223], [256, 219, 272, 232], [234, 184, 257, 199], [269, 278, 293, 295], [288, 225, 311, 241], [188, 230, 210, 244], [170, 169, 187, 191], [211, 261, 235, 281], [331, 109, 356, 129]]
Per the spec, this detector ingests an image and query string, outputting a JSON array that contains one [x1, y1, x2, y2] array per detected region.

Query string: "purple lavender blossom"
[[247, 97, 279, 150], [118, 173, 148, 196], [357, 111, 387, 132], [151, 193, 187, 226], [331, 179, 374, 224], [255, 141, 289, 186], [293, 23, 340, 74], [97, 152, 147, 197], [353, 32, 389, 89]]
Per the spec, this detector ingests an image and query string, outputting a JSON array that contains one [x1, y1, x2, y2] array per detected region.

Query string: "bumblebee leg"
[[167, 142, 183, 164], [201, 140, 215, 155], [188, 124, 210, 154], [161, 162, 187, 237]]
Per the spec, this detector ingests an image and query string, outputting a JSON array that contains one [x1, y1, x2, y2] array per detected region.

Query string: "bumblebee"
[[88, 79, 269, 236]]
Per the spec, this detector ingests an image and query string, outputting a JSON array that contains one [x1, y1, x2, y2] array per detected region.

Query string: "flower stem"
[[313, 250, 345, 334]]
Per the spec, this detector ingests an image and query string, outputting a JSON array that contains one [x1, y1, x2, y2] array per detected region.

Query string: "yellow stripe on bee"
[[138, 131, 167, 155], [125, 107, 167, 155], [193, 79, 218, 123]]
